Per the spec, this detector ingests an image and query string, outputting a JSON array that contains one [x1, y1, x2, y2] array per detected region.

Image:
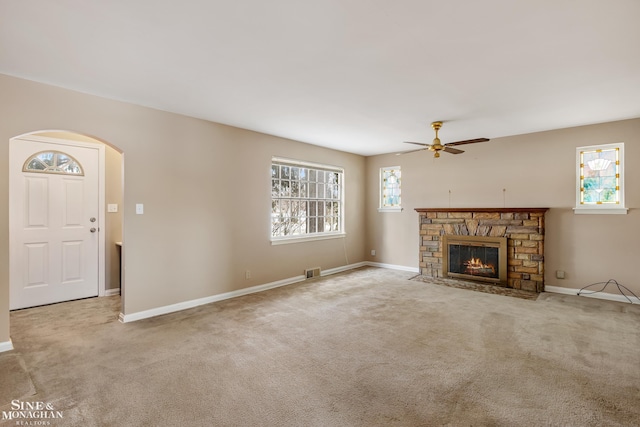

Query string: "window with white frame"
[[271, 157, 344, 243], [575, 143, 627, 214], [379, 166, 402, 212], [23, 151, 84, 175]]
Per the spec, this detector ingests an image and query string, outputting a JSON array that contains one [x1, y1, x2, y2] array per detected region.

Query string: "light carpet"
[[2, 267, 639, 426]]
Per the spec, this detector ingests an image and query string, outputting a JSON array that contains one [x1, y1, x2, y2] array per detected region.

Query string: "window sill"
[[378, 207, 403, 213], [573, 207, 628, 215], [271, 232, 346, 245]]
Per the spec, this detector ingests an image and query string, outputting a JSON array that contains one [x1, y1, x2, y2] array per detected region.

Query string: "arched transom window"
[[23, 151, 84, 176]]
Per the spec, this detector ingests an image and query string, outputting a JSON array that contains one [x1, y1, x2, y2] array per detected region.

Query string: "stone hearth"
[[415, 208, 549, 292]]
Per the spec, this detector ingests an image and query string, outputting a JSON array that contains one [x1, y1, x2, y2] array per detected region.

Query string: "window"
[[575, 143, 627, 214], [23, 151, 84, 175], [271, 157, 344, 243], [379, 166, 402, 212]]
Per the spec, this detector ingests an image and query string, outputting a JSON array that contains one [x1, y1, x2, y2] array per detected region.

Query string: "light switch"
[[136, 204, 144, 215], [107, 204, 118, 213]]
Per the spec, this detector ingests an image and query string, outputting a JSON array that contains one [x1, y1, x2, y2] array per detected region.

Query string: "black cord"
[[577, 279, 640, 304]]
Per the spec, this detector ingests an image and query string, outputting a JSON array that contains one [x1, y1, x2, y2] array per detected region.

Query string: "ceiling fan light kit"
[[399, 121, 489, 158]]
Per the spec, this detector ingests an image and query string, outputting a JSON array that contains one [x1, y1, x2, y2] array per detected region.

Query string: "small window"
[[271, 157, 344, 244], [23, 151, 84, 175], [379, 166, 402, 212], [575, 143, 626, 214]]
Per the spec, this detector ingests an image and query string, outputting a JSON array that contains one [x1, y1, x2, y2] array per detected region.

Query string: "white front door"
[[10, 137, 101, 310]]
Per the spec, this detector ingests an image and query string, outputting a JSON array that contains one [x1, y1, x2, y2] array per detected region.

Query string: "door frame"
[[9, 134, 107, 300]]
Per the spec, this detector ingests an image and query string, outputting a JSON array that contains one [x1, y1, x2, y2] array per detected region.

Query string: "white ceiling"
[[1, 0, 639, 156]]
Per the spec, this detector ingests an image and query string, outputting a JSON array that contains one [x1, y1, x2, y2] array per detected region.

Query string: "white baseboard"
[[366, 261, 420, 273], [0, 339, 14, 353], [545, 285, 640, 304], [321, 261, 368, 276], [105, 288, 120, 297], [120, 274, 306, 323], [119, 262, 420, 323], [321, 261, 419, 275]]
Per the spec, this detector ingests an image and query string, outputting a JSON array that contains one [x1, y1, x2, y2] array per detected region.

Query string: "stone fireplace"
[[416, 208, 549, 292]]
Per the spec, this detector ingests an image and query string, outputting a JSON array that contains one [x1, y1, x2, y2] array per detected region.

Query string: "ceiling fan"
[[398, 121, 489, 158]]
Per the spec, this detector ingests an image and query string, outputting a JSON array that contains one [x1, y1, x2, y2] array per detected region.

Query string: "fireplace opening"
[[450, 245, 498, 278], [442, 235, 507, 286]]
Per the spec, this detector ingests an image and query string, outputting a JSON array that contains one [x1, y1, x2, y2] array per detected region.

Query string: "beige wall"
[[0, 74, 366, 344], [366, 118, 640, 295]]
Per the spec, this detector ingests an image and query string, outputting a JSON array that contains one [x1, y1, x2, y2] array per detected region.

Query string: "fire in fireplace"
[[461, 256, 496, 277], [442, 235, 507, 285]]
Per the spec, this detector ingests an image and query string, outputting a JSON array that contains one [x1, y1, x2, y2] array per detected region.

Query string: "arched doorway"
[[9, 131, 123, 309]]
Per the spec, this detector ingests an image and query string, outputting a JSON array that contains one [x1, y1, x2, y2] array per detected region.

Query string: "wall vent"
[[305, 267, 321, 279]]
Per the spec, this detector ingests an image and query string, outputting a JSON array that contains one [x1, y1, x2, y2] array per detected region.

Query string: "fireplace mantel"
[[415, 207, 549, 292], [415, 208, 549, 213]]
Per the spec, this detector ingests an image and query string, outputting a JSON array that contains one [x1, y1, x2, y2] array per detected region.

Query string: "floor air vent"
[[305, 267, 321, 279]]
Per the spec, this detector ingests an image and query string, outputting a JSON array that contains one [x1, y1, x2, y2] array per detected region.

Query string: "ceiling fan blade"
[[443, 146, 464, 155], [445, 138, 490, 147], [396, 147, 428, 156], [403, 141, 431, 147]]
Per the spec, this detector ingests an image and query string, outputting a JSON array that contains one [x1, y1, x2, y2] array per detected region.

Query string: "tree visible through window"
[[271, 158, 343, 240], [23, 151, 84, 175]]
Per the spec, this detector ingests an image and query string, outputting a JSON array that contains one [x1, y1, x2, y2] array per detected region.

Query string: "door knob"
[[90, 217, 96, 222], [90, 227, 97, 233]]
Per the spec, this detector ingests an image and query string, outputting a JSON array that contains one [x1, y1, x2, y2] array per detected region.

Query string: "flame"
[[463, 257, 495, 274]]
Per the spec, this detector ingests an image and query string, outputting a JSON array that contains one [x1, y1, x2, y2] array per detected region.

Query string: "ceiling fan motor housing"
[[430, 137, 444, 151]]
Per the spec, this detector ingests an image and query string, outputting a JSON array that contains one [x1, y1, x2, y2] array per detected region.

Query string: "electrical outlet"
[[107, 204, 118, 213], [556, 270, 565, 279], [245, 270, 251, 280], [371, 250, 376, 256]]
